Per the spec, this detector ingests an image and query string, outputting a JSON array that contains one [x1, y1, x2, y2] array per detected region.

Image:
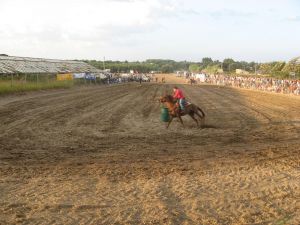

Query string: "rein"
[[163, 97, 178, 116]]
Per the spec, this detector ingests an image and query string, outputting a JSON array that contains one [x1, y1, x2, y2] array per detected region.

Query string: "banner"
[[73, 73, 85, 79], [57, 73, 73, 81], [85, 73, 96, 80]]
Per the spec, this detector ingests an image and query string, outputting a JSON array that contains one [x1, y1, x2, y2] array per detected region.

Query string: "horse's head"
[[160, 95, 175, 103], [159, 96, 167, 103]]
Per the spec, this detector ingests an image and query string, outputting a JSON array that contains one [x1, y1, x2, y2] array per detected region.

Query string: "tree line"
[[84, 57, 300, 78], [84, 59, 189, 74]]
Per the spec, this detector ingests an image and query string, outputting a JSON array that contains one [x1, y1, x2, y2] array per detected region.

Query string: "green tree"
[[222, 58, 235, 72], [204, 65, 220, 74], [228, 63, 239, 72], [201, 57, 213, 68], [161, 64, 174, 73], [189, 64, 200, 73], [272, 61, 286, 72]]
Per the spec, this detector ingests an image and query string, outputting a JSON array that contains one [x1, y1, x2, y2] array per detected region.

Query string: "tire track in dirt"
[[184, 85, 299, 143], [0, 85, 132, 137]]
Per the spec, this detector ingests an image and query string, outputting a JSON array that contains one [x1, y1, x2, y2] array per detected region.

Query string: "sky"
[[0, 0, 300, 62]]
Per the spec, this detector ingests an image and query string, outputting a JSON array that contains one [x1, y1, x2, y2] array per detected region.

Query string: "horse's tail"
[[197, 106, 205, 118]]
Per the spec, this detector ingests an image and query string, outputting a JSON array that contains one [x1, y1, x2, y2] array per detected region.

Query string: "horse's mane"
[[165, 95, 174, 102]]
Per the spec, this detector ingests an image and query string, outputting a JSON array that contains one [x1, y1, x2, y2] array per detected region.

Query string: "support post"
[[11, 74, 13, 88]]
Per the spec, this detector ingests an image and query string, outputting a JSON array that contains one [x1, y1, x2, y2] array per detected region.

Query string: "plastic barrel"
[[160, 107, 170, 122]]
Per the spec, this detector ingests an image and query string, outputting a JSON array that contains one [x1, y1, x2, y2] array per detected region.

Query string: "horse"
[[160, 95, 205, 128], [190, 78, 197, 85]]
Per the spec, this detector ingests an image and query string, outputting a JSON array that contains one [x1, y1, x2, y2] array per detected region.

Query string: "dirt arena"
[[0, 76, 299, 224]]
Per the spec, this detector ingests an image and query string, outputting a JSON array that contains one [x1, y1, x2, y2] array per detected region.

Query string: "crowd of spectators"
[[105, 73, 152, 85], [203, 74, 300, 96]]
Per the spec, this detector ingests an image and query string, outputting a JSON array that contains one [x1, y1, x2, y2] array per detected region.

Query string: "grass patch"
[[274, 214, 294, 225], [0, 81, 74, 95]]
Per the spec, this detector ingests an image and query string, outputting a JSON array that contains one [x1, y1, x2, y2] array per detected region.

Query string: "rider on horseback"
[[173, 86, 186, 112]]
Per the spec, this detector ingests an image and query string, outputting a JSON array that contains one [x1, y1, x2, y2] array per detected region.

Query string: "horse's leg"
[[194, 112, 204, 128], [197, 107, 206, 118], [177, 113, 184, 127], [166, 116, 173, 129], [189, 112, 199, 127], [195, 107, 205, 127], [195, 110, 203, 119]]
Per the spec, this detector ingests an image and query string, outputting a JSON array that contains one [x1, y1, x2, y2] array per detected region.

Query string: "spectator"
[[202, 74, 300, 96]]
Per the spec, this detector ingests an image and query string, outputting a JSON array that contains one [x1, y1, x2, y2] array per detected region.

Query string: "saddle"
[[176, 101, 191, 114], [185, 101, 191, 106]]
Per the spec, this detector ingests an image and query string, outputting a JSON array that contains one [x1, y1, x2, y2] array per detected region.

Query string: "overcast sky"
[[0, 0, 299, 62]]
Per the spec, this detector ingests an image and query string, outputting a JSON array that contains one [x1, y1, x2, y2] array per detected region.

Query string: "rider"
[[173, 86, 186, 111]]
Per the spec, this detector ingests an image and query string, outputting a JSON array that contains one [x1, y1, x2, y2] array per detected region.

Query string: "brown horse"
[[160, 95, 205, 128]]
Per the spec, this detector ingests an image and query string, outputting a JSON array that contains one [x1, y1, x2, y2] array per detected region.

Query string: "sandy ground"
[[153, 74, 188, 84], [0, 77, 299, 224]]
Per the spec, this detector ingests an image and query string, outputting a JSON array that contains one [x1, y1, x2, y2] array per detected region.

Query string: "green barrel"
[[160, 107, 170, 122]]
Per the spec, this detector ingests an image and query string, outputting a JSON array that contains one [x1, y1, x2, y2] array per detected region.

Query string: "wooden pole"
[[11, 74, 13, 88]]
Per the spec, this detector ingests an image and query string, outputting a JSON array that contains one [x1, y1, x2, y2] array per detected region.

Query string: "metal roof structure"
[[0, 55, 102, 74]]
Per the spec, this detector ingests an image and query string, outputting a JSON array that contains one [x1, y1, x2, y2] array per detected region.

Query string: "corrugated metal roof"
[[0, 55, 102, 74]]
